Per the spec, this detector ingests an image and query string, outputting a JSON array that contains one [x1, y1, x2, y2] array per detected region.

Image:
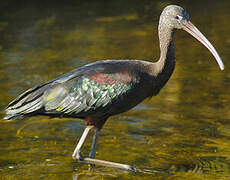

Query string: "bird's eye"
[[175, 15, 182, 20]]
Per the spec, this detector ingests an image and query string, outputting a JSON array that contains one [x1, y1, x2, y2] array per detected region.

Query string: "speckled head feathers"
[[159, 5, 190, 29]]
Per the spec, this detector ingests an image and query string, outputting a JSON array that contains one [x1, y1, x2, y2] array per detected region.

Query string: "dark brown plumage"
[[5, 5, 224, 171]]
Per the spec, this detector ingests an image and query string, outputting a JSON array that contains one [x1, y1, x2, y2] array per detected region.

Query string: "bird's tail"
[[4, 84, 49, 120]]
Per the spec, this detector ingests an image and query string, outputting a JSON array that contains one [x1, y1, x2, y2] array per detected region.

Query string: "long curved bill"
[[182, 21, 224, 70]]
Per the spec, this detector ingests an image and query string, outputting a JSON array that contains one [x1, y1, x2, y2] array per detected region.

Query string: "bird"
[[4, 5, 224, 171]]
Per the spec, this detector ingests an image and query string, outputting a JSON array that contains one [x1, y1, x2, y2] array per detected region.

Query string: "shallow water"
[[0, 0, 230, 179]]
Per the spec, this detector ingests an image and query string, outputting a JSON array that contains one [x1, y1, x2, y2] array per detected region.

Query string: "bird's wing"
[[5, 60, 138, 119], [43, 71, 135, 117]]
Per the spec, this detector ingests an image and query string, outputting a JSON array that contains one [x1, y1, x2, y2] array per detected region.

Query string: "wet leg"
[[73, 126, 136, 172], [72, 126, 94, 160], [89, 128, 99, 159]]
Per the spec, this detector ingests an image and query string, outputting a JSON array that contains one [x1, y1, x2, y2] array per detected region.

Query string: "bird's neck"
[[148, 23, 176, 95], [156, 23, 176, 73]]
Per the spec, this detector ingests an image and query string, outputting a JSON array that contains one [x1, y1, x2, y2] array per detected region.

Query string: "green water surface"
[[0, 0, 230, 179]]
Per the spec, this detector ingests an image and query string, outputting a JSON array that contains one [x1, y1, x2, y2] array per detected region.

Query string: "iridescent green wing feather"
[[43, 72, 134, 116]]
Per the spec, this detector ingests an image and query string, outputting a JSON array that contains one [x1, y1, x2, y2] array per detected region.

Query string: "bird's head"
[[160, 5, 224, 70], [160, 5, 190, 30]]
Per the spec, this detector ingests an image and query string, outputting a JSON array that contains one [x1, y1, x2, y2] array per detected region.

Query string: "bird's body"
[[5, 5, 224, 171], [5, 58, 175, 128]]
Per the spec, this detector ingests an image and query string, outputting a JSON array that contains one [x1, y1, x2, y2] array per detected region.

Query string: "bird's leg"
[[83, 157, 136, 172], [73, 126, 136, 172], [72, 126, 94, 161], [84, 128, 136, 172], [87, 128, 99, 170], [89, 128, 99, 159]]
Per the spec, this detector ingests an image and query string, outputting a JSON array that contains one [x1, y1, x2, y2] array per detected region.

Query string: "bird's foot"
[[73, 152, 135, 172], [72, 150, 84, 161], [83, 157, 136, 172], [88, 153, 96, 170]]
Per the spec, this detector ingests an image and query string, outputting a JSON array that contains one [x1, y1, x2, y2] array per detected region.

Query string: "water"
[[0, 0, 230, 179]]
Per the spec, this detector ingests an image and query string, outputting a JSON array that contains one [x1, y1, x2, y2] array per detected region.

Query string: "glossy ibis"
[[5, 5, 224, 171]]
